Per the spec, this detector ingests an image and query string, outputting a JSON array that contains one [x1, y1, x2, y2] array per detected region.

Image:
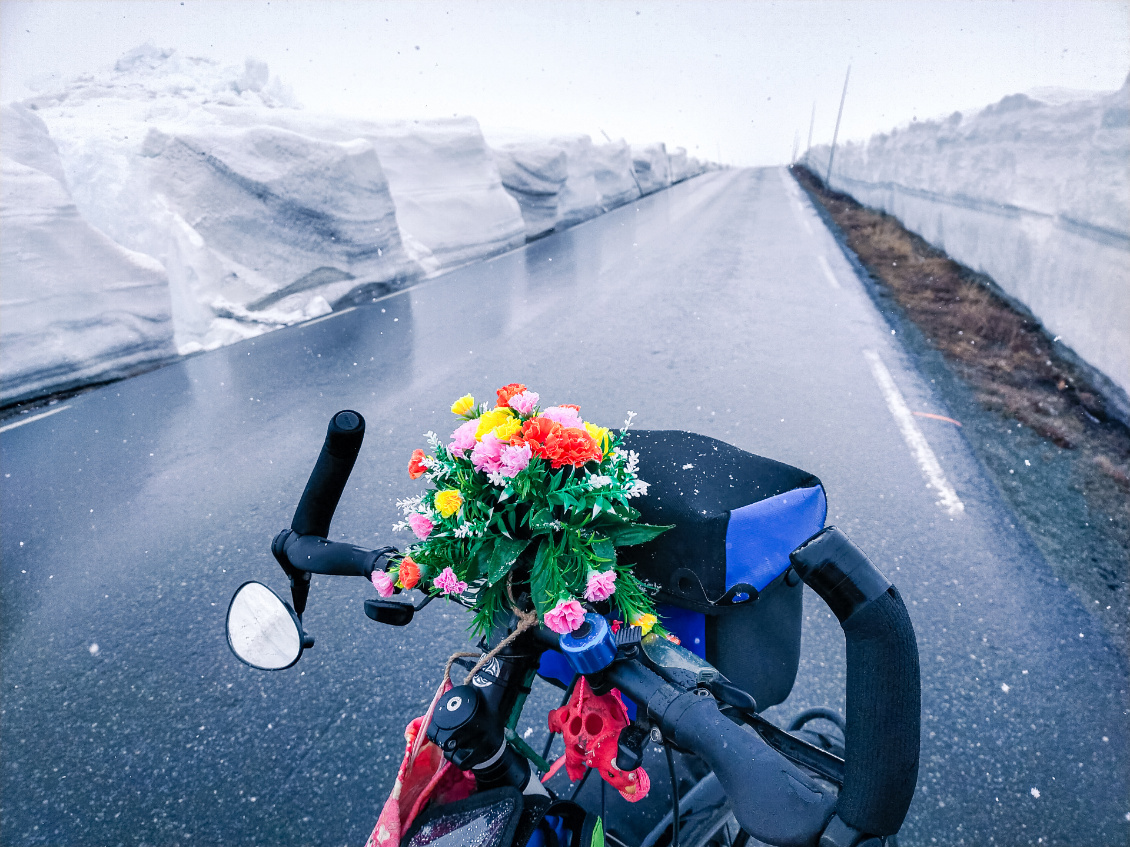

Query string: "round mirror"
[[226, 581, 304, 670]]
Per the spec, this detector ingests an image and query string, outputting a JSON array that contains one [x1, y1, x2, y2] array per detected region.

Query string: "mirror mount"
[[271, 528, 314, 645]]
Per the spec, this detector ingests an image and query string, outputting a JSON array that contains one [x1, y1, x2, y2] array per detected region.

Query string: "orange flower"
[[408, 449, 427, 480], [548, 427, 602, 468], [398, 556, 421, 589], [513, 416, 562, 463], [514, 417, 600, 469], [496, 383, 528, 408]]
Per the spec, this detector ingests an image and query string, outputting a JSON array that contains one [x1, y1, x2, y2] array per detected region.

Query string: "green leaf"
[[603, 522, 674, 547], [530, 540, 561, 614], [488, 537, 530, 585], [592, 538, 616, 565]]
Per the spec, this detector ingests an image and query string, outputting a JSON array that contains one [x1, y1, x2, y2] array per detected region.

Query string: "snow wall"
[[803, 81, 1130, 404], [1, 45, 715, 406]]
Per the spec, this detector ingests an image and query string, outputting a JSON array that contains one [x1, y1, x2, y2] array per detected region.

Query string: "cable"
[[665, 742, 680, 847]]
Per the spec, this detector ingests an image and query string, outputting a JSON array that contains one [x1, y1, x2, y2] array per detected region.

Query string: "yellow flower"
[[492, 416, 522, 442], [584, 422, 611, 454], [451, 394, 475, 416], [475, 407, 514, 440], [630, 612, 658, 635], [434, 489, 463, 518]]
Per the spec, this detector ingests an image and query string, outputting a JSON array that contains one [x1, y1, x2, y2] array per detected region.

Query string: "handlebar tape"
[[608, 661, 836, 847], [790, 527, 921, 837], [291, 410, 366, 538]]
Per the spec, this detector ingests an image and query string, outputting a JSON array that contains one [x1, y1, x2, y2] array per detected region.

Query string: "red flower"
[[513, 416, 562, 463], [548, 427, 602, 468], [408, 449, 427, 480], [398, 556, 421, 589], [496, 383, 528, 408], [515, 418, 600, 469]]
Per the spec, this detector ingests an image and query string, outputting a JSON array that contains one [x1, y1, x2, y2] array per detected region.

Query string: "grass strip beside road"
[[791, 165, 1129, 661]]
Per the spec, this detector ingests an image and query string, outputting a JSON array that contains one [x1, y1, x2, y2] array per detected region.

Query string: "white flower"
[[587, 474, 613, 489], [625, 450, 641, 475], [396, 494, 424, 515], [453, 523, 473, 538], [621, 411, 637, 433], [487, 471, 508, 487], [626, 479, 649, 499], [424, 431, 441, 449], [391, 520, 408, 532]]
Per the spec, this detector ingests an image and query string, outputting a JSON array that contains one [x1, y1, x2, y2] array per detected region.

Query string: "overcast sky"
[[2, 0, 1127, 166]]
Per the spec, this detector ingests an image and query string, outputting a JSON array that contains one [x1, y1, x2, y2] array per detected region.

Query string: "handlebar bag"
[[621, 430, 827, 708]]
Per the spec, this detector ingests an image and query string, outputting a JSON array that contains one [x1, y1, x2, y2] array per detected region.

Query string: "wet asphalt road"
[[2, 167, 1127, 847]]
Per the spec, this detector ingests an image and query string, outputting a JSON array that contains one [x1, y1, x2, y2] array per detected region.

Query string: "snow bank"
[[592, 140, 641, 210], [550, 134, 602, 228], [1, 104, 175, 404], [804, 81, 1130, 401], [2, 44, 714, 404], [492, 141, 569, 239], [632, 143, 672, 195]]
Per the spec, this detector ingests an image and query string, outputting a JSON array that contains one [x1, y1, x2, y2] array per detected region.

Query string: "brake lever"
[[363, 591, 435, 626]]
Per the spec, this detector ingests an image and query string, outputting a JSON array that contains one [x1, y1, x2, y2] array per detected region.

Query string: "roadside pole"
[[806, 102, 815, 159], [826, 65, 851, 186]]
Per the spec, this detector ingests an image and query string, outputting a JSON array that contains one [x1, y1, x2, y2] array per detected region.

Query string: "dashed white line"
[[863, 349, 964, 516], [0, 405, 71, 434], [780, 168, 814, 234], [817, 255, 842, 289]]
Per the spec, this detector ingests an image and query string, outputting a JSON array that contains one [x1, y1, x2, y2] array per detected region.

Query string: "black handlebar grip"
[[791, 527, 921, 837], [607, 660, 835, 847], [291, 410, 366, 538], [671, 696, 836, 847], [280, 532, 383, 578]]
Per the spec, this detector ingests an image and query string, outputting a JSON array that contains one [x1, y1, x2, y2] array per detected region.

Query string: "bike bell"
[[559, 613, 617, 675]]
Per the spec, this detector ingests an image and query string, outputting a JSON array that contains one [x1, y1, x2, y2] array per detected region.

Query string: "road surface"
[[2, 167, 1126, 846]]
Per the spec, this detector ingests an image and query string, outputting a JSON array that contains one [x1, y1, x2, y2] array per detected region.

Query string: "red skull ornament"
[[546, 676, 650, 802]]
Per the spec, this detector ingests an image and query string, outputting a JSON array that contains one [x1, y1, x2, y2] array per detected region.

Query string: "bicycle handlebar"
[[791, 527, 921, 841], [275, 412, 920, 847], [291, 410, 366, 538], [605, 659, 836, 847]]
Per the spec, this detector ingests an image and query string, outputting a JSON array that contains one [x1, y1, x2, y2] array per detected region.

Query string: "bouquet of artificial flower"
[[375, 383, 671, 637]]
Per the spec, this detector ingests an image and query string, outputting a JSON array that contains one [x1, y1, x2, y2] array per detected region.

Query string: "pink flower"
[[448, 419, 479, 459], [583, 570, 617, 602], [407, 513, 434, 540], [509, 390, 540, 416], [471, 432, 504, 474], [433, 566, 468, 595], [371, 569, 396, 598], [540, 405, 584, 429], [544, 598, 587, 634], [499, 443, 532, 478]]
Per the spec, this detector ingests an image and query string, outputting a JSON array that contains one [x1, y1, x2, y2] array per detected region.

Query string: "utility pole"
[[806, 102, 815, 159], [826, 65, 851, 186]]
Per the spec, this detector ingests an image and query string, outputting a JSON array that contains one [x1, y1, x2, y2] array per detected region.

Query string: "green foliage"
[[389, 414, 672, 636]]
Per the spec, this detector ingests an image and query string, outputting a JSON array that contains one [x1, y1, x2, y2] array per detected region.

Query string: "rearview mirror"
[[226, 581, 305, 670]]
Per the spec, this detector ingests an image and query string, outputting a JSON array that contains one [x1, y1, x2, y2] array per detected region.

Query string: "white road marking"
[[863, 350, 964, 515], [303, 306, 356, 328], [0, 405, 71, 434], [817, 255, 842, 289], [780, 169, 814, 234]]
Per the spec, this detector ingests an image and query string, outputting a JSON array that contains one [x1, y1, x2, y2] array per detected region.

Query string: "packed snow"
[[1, 45, 716, 405], [1, 103, 176, 402], [804, 79, 1130, 402]]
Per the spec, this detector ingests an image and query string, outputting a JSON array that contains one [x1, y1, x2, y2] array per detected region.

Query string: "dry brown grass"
[[791, 165, 1130, 634]]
